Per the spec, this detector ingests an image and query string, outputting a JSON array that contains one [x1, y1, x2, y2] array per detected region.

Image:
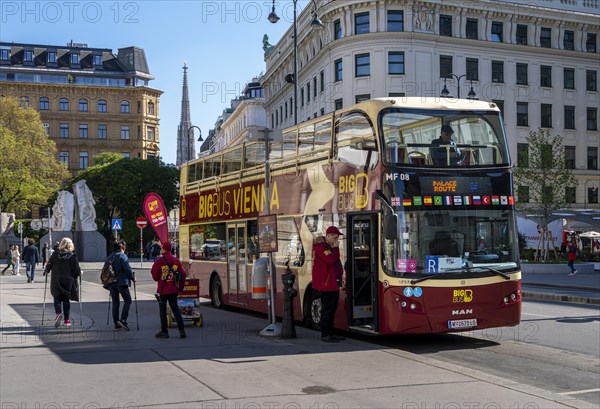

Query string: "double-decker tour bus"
[[179, 97, 521, 335]]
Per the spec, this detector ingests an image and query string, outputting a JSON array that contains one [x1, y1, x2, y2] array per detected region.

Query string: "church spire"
[[177, 62, 195, 167]]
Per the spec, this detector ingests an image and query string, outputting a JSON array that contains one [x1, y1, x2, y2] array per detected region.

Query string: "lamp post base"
[[259, 322, 282, 337]]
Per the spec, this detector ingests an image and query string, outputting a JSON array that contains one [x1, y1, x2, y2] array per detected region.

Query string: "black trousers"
[[158, 293, 184, 332], [53, 295, 71, 320], [320, 291, 339, 337], [109, 285, 132, 324]]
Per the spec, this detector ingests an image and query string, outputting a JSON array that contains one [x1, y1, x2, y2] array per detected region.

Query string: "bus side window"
[[335, 112, 378, 170]]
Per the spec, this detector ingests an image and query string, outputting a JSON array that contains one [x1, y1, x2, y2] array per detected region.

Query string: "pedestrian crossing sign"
[[111, 219, 122, 231]]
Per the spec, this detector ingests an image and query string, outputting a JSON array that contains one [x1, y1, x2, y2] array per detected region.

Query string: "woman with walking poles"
[[44, 238, 81, 327]]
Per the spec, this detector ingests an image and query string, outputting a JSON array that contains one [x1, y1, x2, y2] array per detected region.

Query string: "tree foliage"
[[69, 157, 179, 247], [0, 97, 70, 213], [514, 128, 577, 260]]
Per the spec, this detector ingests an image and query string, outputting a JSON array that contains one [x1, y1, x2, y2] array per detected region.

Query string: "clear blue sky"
[[0, 1, 307, 165]]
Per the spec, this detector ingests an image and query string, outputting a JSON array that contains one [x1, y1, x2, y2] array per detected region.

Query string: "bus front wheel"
[[304, 289, 321, 330], [210, 276, 224, 309]]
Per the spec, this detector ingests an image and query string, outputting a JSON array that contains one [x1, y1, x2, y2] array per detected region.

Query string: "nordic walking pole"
[[133, 273, 139, 330], [42, 270, 49, 325], [106, 293, 111, 325], [79, 274, 83, 326]]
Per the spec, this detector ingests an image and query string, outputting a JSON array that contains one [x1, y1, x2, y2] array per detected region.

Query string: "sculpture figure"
[[51, 191, 75, 231], [263, 34, 275, 56], [73, 180, 97, 231], [2, 214, 15, 237]]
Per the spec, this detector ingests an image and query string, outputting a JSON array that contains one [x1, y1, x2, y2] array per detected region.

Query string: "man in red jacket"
[[312, 226, 345, 343], [151, 242, 187, 338]]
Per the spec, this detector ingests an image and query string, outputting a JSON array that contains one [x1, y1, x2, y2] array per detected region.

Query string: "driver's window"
[[335, 112, 378, 169]]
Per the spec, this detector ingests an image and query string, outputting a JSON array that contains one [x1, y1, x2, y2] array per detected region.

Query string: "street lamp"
[[584, 180, 598, 209], [440, 73, 477, 100], [268, 0, 323, 126]]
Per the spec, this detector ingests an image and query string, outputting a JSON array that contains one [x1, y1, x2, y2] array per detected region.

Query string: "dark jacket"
[[47, 250, 81, 301], [22, 244, 40, 263], [312, 236, 343, 292], [151, 252, 186, 295], [105, 251, 134, 287]]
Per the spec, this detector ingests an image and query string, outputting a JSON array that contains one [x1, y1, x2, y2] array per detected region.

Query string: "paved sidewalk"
[[0, 273, 594, 408], [522, 271, 600, 305]]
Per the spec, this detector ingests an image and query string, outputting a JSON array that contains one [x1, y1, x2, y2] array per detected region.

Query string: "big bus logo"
[[452, 289, 474, 303], [338, 173, 369, 210]]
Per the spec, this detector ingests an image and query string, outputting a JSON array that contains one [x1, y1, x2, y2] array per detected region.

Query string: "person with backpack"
[[104, 241, 135, 331], [151, 241, 187, 339], [46, 238, 81, 327]]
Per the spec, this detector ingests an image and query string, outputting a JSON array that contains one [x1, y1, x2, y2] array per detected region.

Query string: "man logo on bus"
[[452, 289, 474, 303]]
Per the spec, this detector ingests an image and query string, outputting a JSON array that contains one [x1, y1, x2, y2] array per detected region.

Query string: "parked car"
[[201, 239, 226, 257]]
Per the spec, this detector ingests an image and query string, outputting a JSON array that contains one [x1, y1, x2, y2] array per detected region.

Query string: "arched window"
[[59, 98, 69, 111], [79, 98, 88, 112], [120, 100, 130, 113], [39, 97, 49, 110], [98, 99, 107, 112]]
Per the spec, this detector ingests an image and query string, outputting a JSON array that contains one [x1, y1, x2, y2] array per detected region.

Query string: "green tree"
[[70, 157, 179, 249], [0, 97, 70, 214], [514, 128, 577, 261]]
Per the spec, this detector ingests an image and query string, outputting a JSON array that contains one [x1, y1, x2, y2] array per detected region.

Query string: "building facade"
[[0, 42, 162, 174], [202, 78, 267, 154], [261, 0, 600, 209]]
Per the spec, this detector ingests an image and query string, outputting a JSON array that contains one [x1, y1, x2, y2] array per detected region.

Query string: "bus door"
[[227, 223, 248, 306], [347, 213, 379, 333]]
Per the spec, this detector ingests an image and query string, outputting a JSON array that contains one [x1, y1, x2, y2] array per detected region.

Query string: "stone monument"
[[73, 180, 105, 261]]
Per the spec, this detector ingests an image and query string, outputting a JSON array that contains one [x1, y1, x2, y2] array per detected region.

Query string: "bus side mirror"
[[383, 213, 398, 241]]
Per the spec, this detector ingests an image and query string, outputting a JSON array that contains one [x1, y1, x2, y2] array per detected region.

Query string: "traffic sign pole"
[[135, 217, 147, 268]]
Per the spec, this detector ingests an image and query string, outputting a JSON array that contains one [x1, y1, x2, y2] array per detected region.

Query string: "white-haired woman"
[[46, 238, 81, 327]]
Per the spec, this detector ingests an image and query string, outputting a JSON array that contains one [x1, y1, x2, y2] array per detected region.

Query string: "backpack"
[[100, 258, 117, 285]]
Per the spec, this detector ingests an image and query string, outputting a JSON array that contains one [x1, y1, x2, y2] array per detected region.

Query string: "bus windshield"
[[381, 205, 520, 278], [379, 108, 509, 167]]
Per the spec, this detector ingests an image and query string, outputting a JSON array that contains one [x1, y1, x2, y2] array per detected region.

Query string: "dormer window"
[[47, 52, 57, 63], [70, 53, 79, 64], [93, 54, 102, 66], [0, 48, 10, 61], [24, 50, 33, 62]]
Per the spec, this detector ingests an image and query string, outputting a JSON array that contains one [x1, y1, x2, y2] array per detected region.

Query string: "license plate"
[[448, 319, 477, 329]]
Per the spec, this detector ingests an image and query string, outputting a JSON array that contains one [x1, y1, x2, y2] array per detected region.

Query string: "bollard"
[[281, 262, 297, 338]]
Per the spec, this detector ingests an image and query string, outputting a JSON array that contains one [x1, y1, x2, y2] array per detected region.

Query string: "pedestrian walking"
[[567, 241, 578, 276], [2, 246, 15, 276], [22, 239, 41, 283], [151, 241, 187, 339], [46, 238, 81, 327], [12, 245, 20, 276], [312, 226, 345, 343], [104, 241, 135, 331]]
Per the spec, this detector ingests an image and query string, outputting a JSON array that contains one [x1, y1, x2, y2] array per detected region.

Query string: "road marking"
[[521, 312, 556, 318], [559, 388, 600, 396]]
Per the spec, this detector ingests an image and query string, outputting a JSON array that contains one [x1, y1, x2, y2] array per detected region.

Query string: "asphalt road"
[[82, 272, 600, 406]]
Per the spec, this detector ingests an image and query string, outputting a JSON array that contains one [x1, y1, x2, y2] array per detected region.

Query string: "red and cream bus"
[[178, 97, 522, 335]]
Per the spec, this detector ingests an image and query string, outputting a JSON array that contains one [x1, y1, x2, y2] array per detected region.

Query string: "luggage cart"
[[167, 278, 203, 327]]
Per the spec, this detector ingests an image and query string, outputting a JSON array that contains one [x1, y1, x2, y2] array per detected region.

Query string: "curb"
[[523, 291, 600, 305], [525, 282, 600, 292]]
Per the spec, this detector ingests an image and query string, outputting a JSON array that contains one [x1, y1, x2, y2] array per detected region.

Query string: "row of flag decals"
[[390, 195, 514, 206]]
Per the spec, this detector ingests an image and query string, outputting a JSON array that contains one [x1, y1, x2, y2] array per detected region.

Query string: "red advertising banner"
[[143, 192, 169, 244]]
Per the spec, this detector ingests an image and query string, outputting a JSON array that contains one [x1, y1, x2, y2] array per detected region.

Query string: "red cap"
[[326, 226, 343, 236], [162, 242, 172, 252]]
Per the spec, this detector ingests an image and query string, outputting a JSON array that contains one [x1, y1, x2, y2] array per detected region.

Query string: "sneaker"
[[27, 277, 31, 283], [114, 324, 121, 331], [569, 270, 577, 276], [54, 314, 63, 328], [155, 331, 169, 338], [64, 319, 72, 327], [16, 273, 21, 276], [30, 279, 34, 284], [179, 330, 187, 339], [320, 335, 339, 343], [117, 320, 130, 332]]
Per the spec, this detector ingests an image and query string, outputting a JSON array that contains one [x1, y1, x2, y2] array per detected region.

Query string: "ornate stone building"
[[0, 42, 162, 175], [261, 0, 600, 209]]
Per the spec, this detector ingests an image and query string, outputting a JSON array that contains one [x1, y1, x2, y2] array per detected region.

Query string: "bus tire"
[[210, 275, 224, 309], [304, 288, 321, 330]]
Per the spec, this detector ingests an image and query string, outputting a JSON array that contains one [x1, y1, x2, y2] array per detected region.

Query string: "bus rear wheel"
[[304, 289, 321, 330], [210, 276, 224, 309]]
